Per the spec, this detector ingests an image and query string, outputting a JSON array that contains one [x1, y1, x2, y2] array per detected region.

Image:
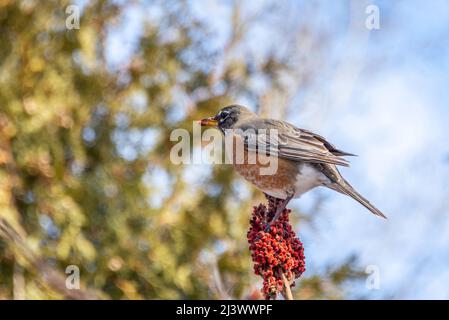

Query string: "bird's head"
[[199, 105, 256, 130]]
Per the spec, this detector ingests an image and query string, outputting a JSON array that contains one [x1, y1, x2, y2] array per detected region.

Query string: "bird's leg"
[[265, 191, 294, 232]]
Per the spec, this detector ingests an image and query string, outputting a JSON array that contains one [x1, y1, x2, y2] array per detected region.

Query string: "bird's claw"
[[264, 223, 271, 233]]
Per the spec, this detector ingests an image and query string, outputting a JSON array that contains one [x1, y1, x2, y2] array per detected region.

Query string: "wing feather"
[[235, 118, 353, 167]]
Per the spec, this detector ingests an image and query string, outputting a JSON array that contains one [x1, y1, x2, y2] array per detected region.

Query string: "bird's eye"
[[218, 111, 230, 122]]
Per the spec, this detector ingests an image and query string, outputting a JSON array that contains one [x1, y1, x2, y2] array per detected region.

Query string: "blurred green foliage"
[[0, 0, 364, 299]]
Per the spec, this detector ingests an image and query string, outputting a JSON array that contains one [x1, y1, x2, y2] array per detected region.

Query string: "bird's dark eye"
[[215, 109, 238, 129], [217, 111, 230, 121]]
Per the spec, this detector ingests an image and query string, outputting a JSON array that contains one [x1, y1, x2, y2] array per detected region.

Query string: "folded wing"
[[235, 119, 355, 167]]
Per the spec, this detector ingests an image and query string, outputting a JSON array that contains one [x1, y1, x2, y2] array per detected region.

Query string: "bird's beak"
[[199, 117, 218, 126]]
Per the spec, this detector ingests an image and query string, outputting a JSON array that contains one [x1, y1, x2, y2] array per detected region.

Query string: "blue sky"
[[104, 0, 449, 298]]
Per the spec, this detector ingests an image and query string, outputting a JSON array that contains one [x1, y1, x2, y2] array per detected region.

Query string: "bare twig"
[[211, 258, 232, 300], [280, 272, 293, 300]]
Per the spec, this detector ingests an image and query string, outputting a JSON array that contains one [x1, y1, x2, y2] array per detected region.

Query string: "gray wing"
[[235, 118, 355, 167]]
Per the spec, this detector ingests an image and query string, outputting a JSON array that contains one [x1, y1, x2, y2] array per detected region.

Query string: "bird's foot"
[[264, 208, 283, 232], [264, 223, 271, 233]]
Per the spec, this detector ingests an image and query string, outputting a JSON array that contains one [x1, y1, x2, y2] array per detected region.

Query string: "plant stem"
[[281, 272, 293, 300]]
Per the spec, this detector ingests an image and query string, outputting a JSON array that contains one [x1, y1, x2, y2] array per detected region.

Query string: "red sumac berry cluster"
[[247, 196, 305, 299]]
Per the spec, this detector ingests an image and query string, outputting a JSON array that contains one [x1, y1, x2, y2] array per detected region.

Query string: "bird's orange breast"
[[227, 134, 298, 195]]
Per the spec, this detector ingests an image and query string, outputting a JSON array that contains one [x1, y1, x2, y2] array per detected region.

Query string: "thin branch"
[[211, 258, 232, 300], [281, 272, 293, 300]]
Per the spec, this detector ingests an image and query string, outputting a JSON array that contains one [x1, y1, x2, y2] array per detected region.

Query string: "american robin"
[[200, 104, 387, 227]]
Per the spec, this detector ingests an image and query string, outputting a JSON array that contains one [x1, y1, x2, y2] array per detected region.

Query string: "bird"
[[200, 104, 387, 227]]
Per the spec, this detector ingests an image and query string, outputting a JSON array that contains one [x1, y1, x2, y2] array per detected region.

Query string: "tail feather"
[[329, 180, 387, 219]]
